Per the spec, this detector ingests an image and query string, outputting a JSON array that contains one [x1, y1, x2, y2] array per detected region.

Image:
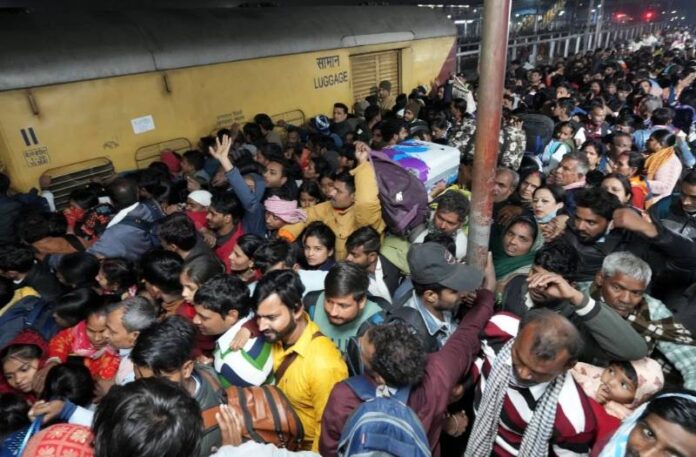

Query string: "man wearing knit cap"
[[404, 100, 428, 136], [377, 80, 395, 115]]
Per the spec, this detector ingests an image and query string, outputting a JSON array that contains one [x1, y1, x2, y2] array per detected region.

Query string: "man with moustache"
[[500, 239, 649, 367], [465, 310, 597, 456], [252, 269, 347, 452], [560, 187, 696, 284], [597, 391, 696, 456], [578, 252, 696, 389]]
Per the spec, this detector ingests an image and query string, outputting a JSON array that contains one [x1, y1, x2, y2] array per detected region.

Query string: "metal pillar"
[[465, 0, 512, 271], [594, 0, 604, 49]]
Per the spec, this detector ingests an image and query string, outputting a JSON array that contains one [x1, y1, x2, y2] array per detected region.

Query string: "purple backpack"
[[370, 150, 429, 238]]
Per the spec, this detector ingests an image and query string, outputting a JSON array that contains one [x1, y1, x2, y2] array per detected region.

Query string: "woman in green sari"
[[491, 216, 544, 299]]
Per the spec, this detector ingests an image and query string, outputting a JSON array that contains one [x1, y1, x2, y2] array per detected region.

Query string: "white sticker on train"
[[131, 115, 156, 134]]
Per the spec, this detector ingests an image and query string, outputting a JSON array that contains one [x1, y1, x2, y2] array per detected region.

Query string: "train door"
[[349, 50, 401, 103]]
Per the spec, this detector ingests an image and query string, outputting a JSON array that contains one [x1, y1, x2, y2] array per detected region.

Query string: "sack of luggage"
[[370, 149, 429, 239]]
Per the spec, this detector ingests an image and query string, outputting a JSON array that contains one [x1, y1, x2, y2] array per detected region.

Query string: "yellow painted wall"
[[0, 36, 454, 191]]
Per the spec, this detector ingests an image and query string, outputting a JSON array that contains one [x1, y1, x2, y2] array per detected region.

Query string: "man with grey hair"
[[492, 167, 519, 224], [581, 251, 696, 389], [105, 296, 159, 385], [492, 167, 519, 206], [28, 296, 160, 425], [552, 151, 589, 215]]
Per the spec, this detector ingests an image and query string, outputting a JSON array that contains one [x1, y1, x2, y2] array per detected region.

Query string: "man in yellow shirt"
[[252, 269, 348, 452], [278, 142, 385, 260]]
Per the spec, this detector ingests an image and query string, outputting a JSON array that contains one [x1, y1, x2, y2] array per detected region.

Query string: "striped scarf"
[[464, 340, 566, 457]]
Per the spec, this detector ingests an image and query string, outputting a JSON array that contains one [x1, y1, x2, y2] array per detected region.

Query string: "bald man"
[[466, 310, 597, 457]]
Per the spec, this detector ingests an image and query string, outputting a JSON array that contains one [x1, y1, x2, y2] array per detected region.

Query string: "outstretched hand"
[[29, 400, 64, 424], [209, 134, 234, 171], [482, 252, 496, 292]]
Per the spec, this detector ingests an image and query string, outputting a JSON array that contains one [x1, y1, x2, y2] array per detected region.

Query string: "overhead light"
[[558, 10, 565, 16]]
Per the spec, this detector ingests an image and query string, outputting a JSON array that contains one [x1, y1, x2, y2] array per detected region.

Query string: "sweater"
[[280, 161, 385, 260], [309, 292, 383, 353], [319, 289, 494, 457]]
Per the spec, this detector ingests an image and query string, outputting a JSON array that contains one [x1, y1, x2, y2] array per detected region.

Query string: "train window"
[[43, 158, 115, 210], [350, 50, 401, 103], [271, 110, 306, 129], [135, 138, 192, 169]]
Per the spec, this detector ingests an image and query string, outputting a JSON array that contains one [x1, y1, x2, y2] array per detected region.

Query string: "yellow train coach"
[[0, 7, 456, 204]]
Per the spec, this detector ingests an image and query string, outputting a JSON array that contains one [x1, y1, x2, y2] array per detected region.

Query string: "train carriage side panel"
[[0, 37, 455, 194]]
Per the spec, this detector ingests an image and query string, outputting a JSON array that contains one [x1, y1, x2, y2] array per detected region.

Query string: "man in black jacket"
[[345, 226, 403, 304], [561, 188, 696, 286], [0, 242, 64, 302]]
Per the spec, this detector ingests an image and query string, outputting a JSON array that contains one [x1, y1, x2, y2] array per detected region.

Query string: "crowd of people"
[[1, 26, 696, 457]]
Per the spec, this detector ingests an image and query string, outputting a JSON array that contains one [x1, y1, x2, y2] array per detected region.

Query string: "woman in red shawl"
[[0, 330, 49, 403], [46, 303, 120, 384]]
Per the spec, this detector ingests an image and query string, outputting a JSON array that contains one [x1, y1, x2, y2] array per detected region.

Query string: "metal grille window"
[[350, 50, 401, 103], [44, 158, 115, 209], [135, 138, 192, 169]]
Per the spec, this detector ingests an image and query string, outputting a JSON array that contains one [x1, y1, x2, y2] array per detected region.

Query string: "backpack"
[[118, 200, 165, 247], [119, 215, 160, 248], [0, 295, 57, 348], [337, 375, 430, 457], [518, 113, 554, 156], [199, 354, 306, 450], [370, 150, 429, 239]]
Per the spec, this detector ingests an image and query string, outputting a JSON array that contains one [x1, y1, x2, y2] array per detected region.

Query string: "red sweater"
[[589, 399, 621, 457], [319, 290, 494, 457], [214, 224, 244, 273]]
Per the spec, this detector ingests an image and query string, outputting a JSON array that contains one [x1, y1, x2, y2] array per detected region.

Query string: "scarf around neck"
[[590, 284, 696, 349], [492, 217, 545, 279], [644, 146, 675, 180], [465, 339, 566, 457]]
